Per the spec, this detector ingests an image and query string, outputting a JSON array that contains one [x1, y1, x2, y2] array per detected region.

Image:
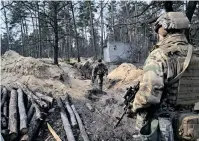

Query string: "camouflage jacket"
[[132, 34, 190, 113], [92, 62, 108, 76]]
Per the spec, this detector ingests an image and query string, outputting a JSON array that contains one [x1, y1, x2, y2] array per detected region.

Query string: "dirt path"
[[37, 67, 139, 141]]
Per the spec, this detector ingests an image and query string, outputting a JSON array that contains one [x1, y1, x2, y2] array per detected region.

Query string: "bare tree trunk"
[[125, 2, 130, 42], [71, 1, 80, 62], [21, 19, 25, 56], [89, 1, 97, 60], [100, 1, 104, 59], [30, 11, 36, 57], [9, 89, 18, 140], [52, 2, 59, 65], [111, 1, 115, 42], [37, 2, 42, 58], [1, 1, 10, 50]]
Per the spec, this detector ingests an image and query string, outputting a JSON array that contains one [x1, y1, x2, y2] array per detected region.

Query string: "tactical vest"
[[166, 45, 199, 106]]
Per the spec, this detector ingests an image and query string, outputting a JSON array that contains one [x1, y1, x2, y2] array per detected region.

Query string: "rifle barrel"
[[114, 109, 127, 128]]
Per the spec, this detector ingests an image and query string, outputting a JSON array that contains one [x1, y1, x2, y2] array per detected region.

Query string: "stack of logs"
[[57, 94, 90, 141], [1, 83, 54, 141]]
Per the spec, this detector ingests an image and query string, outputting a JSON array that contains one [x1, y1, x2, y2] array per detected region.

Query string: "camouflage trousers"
[[137, 112, 175, 141], [91, 74, 104, 90]]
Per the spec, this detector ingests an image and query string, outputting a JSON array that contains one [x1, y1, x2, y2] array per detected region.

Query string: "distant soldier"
[[91, 59, 108, 90], [82, 61, 90, 79]]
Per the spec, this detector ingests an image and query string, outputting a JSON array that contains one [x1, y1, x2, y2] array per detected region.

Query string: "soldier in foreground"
[[127, 12, 199, 140], [91, 59, 108, 90]]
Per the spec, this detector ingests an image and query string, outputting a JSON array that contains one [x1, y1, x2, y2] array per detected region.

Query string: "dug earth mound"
[[1, 51, 143, 141], [1, 50, 71, 96]]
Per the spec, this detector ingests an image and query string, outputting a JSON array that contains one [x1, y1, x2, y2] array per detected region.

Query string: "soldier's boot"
[[99, 84, 103, 91], [91, 76, 96, 86], [140, 119, 159, 141]]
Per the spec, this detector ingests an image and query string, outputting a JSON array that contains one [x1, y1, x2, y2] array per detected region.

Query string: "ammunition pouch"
[[177, 113, 199, 140], [140, 119, 159, 141]]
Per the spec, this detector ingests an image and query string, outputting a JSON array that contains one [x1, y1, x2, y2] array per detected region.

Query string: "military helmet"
[[154, 12, 190, 33]]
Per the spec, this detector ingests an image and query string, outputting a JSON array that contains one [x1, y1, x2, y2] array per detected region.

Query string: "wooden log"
[[21, 113, 42, 141], [35, 92, 54, 104], [17, 88, 28, 134], [63, 96, 77, 127], [32, 94, 48, 108], [16, 83, 42, 120], [27, 104, 35, 123], [71, 104, 90, 141], [1, 114, 7, 129], [1, 87, 8, 109], [27, 99, 32, 112], [20, 134, 28, 141], [56, 98, 75, 141], [3, 101, 8, 118], [86, 103, 95, 112], [1, 133, 5, 141], [1, 129, 9, 138], [8, 89, 18, 140]]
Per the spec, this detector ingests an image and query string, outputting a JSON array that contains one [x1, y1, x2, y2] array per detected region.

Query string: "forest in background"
[[1, 1, 199, 65]]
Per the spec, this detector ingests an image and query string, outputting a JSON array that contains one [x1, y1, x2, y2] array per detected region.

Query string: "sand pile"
[[107, 63, 143, 89], [1, 50, 70, 96]]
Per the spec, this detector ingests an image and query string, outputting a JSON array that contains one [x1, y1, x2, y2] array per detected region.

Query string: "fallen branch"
[[17, 88, 28, 134], [9, 89, 18, 140], [56, 97, 75, 141], [71, 104, 90, 141], [63, 95, 77, 127], [86, 103, 94, 112], [47, 122, 62, 141]]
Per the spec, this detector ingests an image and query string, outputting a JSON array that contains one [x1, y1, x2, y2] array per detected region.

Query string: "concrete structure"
[[103, 41, 132, 63]]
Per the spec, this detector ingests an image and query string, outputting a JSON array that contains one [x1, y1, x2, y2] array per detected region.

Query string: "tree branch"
[[130, 2, 153, 18], [186, 1, 198, 22]]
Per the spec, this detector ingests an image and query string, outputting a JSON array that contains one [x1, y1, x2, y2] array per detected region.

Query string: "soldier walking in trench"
[[91, 59, 108, 91], [127, 12, 199, 140]]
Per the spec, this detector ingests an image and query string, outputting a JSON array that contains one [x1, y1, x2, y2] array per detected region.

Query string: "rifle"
[[114, 81, 140, 128]]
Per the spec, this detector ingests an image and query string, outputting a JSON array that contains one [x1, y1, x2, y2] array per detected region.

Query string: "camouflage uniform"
[[92, 61, 108, 90], [130, 12, 194, 140]]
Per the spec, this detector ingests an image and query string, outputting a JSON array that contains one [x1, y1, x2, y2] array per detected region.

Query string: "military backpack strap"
[[167, 44, 193, 86]]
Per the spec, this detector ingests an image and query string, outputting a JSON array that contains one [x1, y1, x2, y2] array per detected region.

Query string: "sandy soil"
[[37, 66, 140, 141]]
